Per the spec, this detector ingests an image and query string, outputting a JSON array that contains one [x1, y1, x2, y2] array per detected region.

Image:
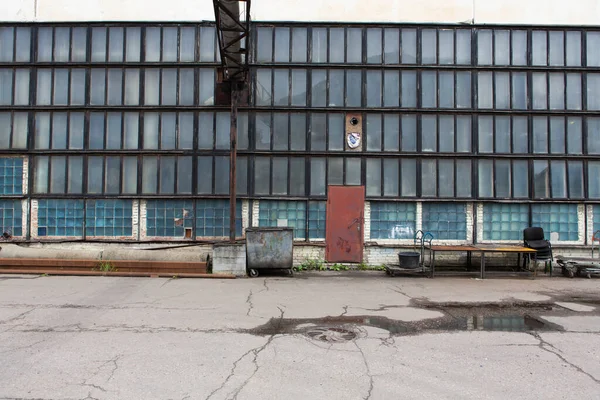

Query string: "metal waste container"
[[245, 227, 294, 277]]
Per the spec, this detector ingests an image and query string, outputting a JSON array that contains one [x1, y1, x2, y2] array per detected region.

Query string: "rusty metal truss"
[[213, 0, 251, 85]]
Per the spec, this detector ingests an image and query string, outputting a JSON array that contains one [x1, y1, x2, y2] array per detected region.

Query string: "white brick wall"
[[21, 156, 28, 195], [19, 199, 28, 238], [30, 199, 38, 239], [242, 199, 250, 235], [293, 245, 325, 266]]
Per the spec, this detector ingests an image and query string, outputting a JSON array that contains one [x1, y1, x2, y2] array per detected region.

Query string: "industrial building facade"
[[2, 1, 600, 264]]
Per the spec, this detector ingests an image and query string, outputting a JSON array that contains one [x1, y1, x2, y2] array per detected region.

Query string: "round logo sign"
[[347, 132, 361, 149]]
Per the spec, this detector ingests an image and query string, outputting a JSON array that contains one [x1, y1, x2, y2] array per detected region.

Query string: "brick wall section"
[[251, 200, 260, 227], [242, 200, 250, 234], [30, 199, 38, 239], [293, 245, 325, 266], [132, 200, 140, 240], [21, 156, 28, 195], [139, 200, 147, 240], [363, 201, 371, 241], [20, 199, 28, 238]]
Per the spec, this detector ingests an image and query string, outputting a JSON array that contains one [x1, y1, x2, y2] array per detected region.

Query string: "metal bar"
[[229, 89, 238, 242]]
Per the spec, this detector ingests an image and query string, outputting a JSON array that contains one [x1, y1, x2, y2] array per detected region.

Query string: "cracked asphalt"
[[0, 272, 599, 399]]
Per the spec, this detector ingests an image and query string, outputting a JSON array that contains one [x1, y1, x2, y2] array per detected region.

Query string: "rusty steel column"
[[229, 89, 238, 243]]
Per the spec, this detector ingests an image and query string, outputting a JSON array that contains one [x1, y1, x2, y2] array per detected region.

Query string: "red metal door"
[[326, 186, 365, 263]]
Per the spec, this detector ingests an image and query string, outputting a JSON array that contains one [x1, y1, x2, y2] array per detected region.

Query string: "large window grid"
[[0, 200, 23, 236]]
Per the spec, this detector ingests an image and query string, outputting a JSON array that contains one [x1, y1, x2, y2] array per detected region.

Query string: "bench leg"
[[480, 253, 485, 279]]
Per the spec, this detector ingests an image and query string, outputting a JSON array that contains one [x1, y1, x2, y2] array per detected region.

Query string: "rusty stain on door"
[[326, 186, 365, 263]]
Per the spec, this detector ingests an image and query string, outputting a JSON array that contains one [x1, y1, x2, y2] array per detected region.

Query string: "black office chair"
[[523, 227, 553, 275]]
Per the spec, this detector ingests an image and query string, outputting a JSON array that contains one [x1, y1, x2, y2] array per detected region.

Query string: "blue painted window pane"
[[37, 199, 84, 237], [258, 200, 306, 240], [308, 201, 326, 239], [370, 202, 416, 240], [0, 200, 23, 236], [531, 204, 578, 241], [85, 200, 133, 237], [146, 200, 194, 237], [196, 200, 242, 238], [0, 158, 23, 195], [482, 203, 529, 241], [594, 206, 600, 234], [422, 203, 467, 241]]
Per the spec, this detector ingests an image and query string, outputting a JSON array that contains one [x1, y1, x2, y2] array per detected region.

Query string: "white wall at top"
[[1, 0, 600, 25]]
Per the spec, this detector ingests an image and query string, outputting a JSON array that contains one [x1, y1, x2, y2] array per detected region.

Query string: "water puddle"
[[246, 313, 558, 340]]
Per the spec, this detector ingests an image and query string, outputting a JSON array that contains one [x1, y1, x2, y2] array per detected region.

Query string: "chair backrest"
[[523, 227, 545, 242]]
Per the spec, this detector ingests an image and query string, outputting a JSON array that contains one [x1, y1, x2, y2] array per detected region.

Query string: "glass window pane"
[[329, 28, 344, 63], [329, 70, 343, 107], [52, 113, 68, 149], [122, 69, 139, 106], [16, 27, 32, 62], [142, 157, 158, 194], [291, 69, 307, 106], [439, 30, 454, 65], [478, 116, 493, 153], [70, 27, 87, 62], [272, 157, 288, 195], [256, 69, 272, 106], [533, 116, 548, 154], [384, 28, 399, 64], [478, 72, 493, 109], [512, 72, 528, 110], [346, 70, 362, 107], [345, 158, 361, 186], [401, 29, 417, 64], [107, 69, 123, 105], [122, 157, 138, 194], [0, 27, 14, 62], [401, 159, 417, 196], [512, 30, 528, 66], [87, 157, 103, 194], [273, 112, 289, 150], [215, 112, 230, 150], [479, 160, 493, 197], [145, 27, 160, 62], [180, 27, 196, 62], [161, 69, 177, 106], [533, 160, 550, 198], [274, 27, 290, 63], [50, 156, 66, 194], [197, 156, 213, 194], [439, 115, 454, 152], [70, 68, 86, 105], [310, 158, 326, 196], [162, 27, 177, 62], [495, 72, 510, 109], [550, 117, 565, 154], [51, 69, 68, 105], [383, 70, 399, 107], [328, 158, 343, 186], [237, 156, 249, 195], [512, 116, 528, 154], [495, 116, 510, 153], [34, 156, 49, 193], [255, 112, 271, 150], [35, 69, 51, 105], [290, 158, 305, 196], [495, 160, 511, 198], [456, 29, 471, 64], [178, 112, 193, 150], [126, 27, 141, 62], [568, 161, 583, 198], [124, 112, 139, 149], [199, 68, 214, 105], [347, 28, 362, 63], [310, 113, 326, 151], [401, 114, 417, 152], [366, 28, 382, 64], [106, 112, 122, 149], [290, 113, 306, 151], [456, 116, 471, 152], [587, 32, 600, 67], [438, 159, 454, 197], [89, 112, 105, 149], [456, 160, 471, 198], [477, 30, 492, 65], [383, 159, 399, 196], [312, 28, 327, 63], [494, 30, 510, 65], [69, 113, 84, 149], [550, 161, 567, 198], [11, 112, 27, 149], [421, 29, 437, 64], [144, 69, 159, 105], [421, 115, 437, 152], [199, 26, 215, 62], [33, 112, 49, 149], [366, 158, 381, 196], [256, 27, 273, 62], [588, 162, 600, 198], [54, 27, 70, 62], [532, 73, 548, 110], [197, 112, 214, 149], [143, 112, 159, 149], [91, 27, 107, 62], [549, 73, 565, 110], [566, 31, 581, 67], [291, 28, 307, 62], [439, 71, 454, 108], [588, 117, 600, 154], [587, 73, 600, 110], [401, 71, 417, 108], [366, 114, 382, 151], [179, 68, 194, 105], [421, 71, 437, 108], [311, 69, 326, 107], [532, 31, 548, 66], [14, 69, 30, 105], [328, 114, 344, 151], [37, 27, 52, 62], [567, 117, 582, 154], [159, 156, 176, 194], [566, 73, 582, 110], [108, 27, 124, 62], [214, 156, 229, 195], [105, 156, 121, 194], [366, 70, 382, 107], [384, 114, 399, 151], [161, 113, 177, 149], [238, 112, 249, 150], [549, 31, 565, 66], [513, 160, 529, 198], [456, 71, 471, 108], [421, 160, 436, 197]]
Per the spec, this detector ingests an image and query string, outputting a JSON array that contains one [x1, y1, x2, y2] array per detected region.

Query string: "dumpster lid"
[[245, 227, 294, 233]]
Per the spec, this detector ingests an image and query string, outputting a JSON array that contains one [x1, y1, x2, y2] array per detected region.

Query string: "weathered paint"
[[326, 186, 365, 263], [245, 227, 293, 270]]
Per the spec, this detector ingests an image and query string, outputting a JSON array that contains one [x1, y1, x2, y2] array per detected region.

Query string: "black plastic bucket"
[[398, 252, 420, 269]]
